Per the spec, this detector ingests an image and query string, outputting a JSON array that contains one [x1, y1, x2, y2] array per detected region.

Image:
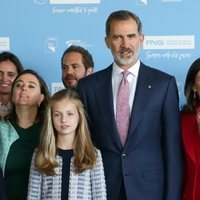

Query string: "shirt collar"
[[112, 60, 140, 77]]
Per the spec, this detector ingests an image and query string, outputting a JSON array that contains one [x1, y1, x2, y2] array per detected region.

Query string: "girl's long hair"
[[35, 88, 96, 175]]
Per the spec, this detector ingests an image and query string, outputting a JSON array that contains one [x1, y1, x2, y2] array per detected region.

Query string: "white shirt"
[[112, 60, 140, 116]]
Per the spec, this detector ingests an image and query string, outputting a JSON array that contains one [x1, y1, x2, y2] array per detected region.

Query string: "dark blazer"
[[77, 62, 183, 200]]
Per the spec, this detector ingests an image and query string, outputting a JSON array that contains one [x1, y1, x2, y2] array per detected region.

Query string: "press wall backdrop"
[[0, 0, 199, 106]]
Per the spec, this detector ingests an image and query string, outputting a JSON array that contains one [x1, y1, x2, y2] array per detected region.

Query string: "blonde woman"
[[27, 88, 106, 200]]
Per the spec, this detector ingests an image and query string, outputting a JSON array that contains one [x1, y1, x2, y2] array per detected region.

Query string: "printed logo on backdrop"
[[32, 0, 99, 15], [136, 0, 148, 6], [52, 6, 98, 15], [44, 36, 58, 53], [143, 35, 195, 60], [33, 0, 100, 5], [50, 0, 99, 14], [161, 0, 183, 2], [0, 37, 10, 51], [51, 82, 65, 95], [33, 0, 48, 5], [50, 0, 100, 4], [65, 40, 92, 48]]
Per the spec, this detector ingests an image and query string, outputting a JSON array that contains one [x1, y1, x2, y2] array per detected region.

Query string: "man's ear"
[[86, 67, 93, 75], [105, 36, 111, 49], [140, 34, 144, 46]]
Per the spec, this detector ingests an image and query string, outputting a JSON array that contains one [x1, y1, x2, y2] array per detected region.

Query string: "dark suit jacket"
[[77, 62, 183, 200]]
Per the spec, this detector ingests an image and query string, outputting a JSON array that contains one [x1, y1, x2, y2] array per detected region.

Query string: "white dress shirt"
[[112, 60, 140, 117]]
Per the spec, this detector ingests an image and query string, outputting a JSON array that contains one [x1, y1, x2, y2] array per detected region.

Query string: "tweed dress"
[[27, 149, 107, 200]]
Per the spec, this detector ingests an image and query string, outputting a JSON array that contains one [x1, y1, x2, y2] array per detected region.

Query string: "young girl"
[[27, 88, 107, 200]]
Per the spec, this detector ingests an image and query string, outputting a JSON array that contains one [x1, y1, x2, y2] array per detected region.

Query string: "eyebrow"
[[0, 70, 16, 74], [15, 80, 38, 86], [62, 63, 80, 67]]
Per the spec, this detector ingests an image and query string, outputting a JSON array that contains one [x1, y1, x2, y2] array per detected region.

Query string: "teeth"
[[0, 84, 9, 87]]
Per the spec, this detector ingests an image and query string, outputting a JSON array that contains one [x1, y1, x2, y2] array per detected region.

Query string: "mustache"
[[66, 74, 77, 80], [119, 48, 133, 54]]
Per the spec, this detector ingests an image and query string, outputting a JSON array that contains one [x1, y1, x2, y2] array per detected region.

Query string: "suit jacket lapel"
[[94, 65, 122, 149], [92, 63, 155, 149], [126, 63, 154, 145]]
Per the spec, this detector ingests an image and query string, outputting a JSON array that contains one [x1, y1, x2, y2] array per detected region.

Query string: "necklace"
[[0, 102, 12, 117]]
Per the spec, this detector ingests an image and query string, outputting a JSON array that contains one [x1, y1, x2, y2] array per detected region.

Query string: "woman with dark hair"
[[0, 51, 24, 120], [182, 58, 200, 200], [0, 69, 50, 200]]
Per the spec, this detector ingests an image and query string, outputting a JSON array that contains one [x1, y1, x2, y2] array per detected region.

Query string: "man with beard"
[[61, 45, 94, 88], [77, 10, 183, 200]]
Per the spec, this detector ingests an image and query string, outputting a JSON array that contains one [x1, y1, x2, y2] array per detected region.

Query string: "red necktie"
[[116, 71, 130, 146]]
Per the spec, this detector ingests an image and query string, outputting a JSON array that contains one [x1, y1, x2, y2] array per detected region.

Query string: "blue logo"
[[136, 0, 148, 6], [33, 0, 48, 5]]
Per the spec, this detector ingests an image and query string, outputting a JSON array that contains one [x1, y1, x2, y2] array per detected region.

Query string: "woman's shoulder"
[[94, 148, 101, 157], [94, 148, 103, 166], [0, 120, 11, 127], [0, 120, 17, 137], [181, 110, 196, 121]]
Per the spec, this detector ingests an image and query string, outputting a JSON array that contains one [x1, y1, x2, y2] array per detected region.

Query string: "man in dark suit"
[[77, 10, 183, 200]]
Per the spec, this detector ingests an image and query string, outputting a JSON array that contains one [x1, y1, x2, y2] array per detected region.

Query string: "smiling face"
[[12, 73, 44, 107], [52, 98, 79, 137], [0, 60, 18, 95], [105, 18, 144, 70]]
